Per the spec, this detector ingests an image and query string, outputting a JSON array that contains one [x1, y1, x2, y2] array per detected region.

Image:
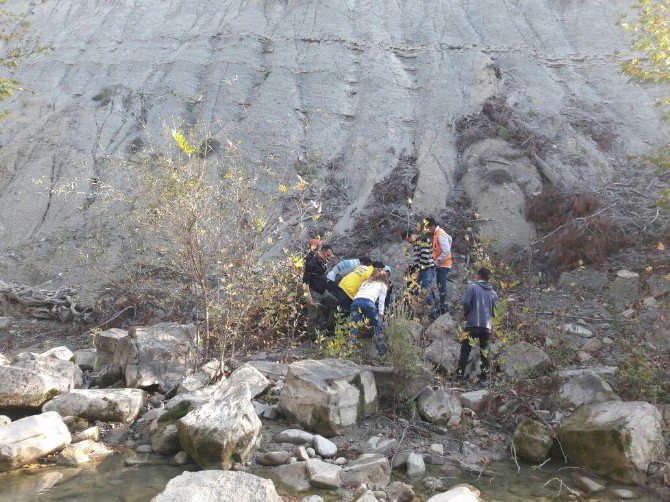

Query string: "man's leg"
[[478, 328, 491, 379], [418, 267, 437, 318], [435, 267, 450, 314], [320, 291, 340, 333], [306, 301, 320, 340], [457, 328, 474, 377], [360, 301, 387, 356]]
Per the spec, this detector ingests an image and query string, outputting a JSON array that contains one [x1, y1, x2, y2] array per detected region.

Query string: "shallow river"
[[0, 454, 662, 501]]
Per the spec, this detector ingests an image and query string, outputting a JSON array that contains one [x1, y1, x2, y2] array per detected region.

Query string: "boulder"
[[384, 481, 415, 502], [258, 451, 291, 466], [341, 454, 391, 488], [93, 328, 128, 372], [41, 346, 74, 361], [306, 458, 342, 489], [43, 388, 147, 423], [558, 269, 609, 293], [459, 390, 490, 413], [512, 418, 553, 463], [177, 364, 269, 469], [406, 452, 426, 480], [278, 359, 377, 436], [417, 388, 462, 426], [502, 342, 552, 378], [423, 338, 458, 373], [114, 323, 197, 393], [0, 412, 71, 471], [0, 353, 83, 409], [557, 369, 620, 408], [275, 429, 314, 445], [560, 401, 666, 484], [274, 462, 311, 492], [151, 420, 180, 455], [152, 470, 282, 502], [427, 484, 481, 501], [248, 360, 289, 380], [365, 365, 432, 402], [56, 444, 90, 466], [425, 314, 457, 340], [72, 349, 96, 371], [607, 270, 640, 307], [177, 359, 221, 394], [313, 435, 337, 457]]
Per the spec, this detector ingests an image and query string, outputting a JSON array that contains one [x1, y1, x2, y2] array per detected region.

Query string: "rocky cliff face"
[[0, 0, 668, 287]]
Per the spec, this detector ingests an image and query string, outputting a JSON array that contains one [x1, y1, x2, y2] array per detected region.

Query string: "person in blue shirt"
[[458, 267, 498, 381], [327, 256, 372, 283]]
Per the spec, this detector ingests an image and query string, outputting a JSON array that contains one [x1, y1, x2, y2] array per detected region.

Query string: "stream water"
[[0, 454, 662, 502]]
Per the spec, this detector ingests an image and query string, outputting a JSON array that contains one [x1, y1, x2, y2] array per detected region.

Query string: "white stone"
[[43, 388, 147, 423], [563, 323, 593, 337], [72, 426, 100, 443], [306, 458, 342, 489], [278, 359, 377, 436], [177, 359, 221, 394], [417, 388, 462, 426], [41, 346, 74, 362], [114, 323, 197, 393], [275, 429, 315, 445], [296, 446, 309, 461], [56, 444, 90, 466], [427, 484, 481, 501], [313, 435, 337, 457], [177, 365, 269, 469], [406, 452, 425, 480], [152, 470, 282, 502], [173, 451, 191, 465], [355, 491, 379, 502], [367, 435, 398, 453], [430, 443, 444, 455], [0, 412, 71, 471], [558, 369, 620, 408], [459, 390, 490, 413]]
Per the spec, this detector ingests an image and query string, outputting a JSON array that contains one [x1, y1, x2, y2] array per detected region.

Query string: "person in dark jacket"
[[302, 244, 338, 339], [458, 267, 498, 381]]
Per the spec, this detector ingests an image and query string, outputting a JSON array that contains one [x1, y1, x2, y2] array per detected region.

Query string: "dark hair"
[[320, 244, 333, 253], [372, 261, 385, 269], [359, 256, 372, 266], [424, 217, 438, 228], [477, 268, 491, 281], [401, 229, 413, 239]]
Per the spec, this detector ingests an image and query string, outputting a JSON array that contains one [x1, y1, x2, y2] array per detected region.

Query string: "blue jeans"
[[350, 298, 388, 356], [418, 267, 437, 318], [436, 267, 451, 314]]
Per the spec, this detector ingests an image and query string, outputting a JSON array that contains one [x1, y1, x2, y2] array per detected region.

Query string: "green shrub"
[[386, 303, 423, 403]]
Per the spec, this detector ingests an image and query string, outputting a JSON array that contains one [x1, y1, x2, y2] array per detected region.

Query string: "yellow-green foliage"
[[386, 303, 423, 403]]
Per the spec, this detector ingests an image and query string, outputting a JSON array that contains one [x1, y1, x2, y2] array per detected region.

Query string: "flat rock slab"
[[278, 359, 377, 436], [43, 388, 147, 423], [152, 470, 282, 502], [306, 458, 342, 489], [114, 323, 197, 393], [557, 369, 620, 408], [0, 411, 71, 471], [341, 454, 391, 488], [274, 461, 311, 492], [503, 342, 552, 378], [459, 390, 490, 413], [560, 401, 666, 484]]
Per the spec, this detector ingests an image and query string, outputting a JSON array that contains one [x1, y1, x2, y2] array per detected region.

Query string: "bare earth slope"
[[0, 0, 668, 288]]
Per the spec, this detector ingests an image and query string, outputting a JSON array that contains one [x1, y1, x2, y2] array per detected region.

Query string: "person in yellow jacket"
[[425, 217, 452, 314], [332, 261, 385, 314]]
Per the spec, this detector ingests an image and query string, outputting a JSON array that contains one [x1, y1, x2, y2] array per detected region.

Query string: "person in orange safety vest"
[[424, 217, 452, 314]]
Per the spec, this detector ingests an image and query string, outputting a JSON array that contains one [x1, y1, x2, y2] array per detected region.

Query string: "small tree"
[[619, 0, 670, 208], [132, 127, 321, 361]]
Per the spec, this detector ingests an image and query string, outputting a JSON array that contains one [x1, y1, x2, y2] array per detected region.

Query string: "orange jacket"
[[432, 227, 453, 268]]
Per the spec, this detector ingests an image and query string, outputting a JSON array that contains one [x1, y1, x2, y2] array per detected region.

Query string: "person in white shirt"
[[350, 268, 389, 356]]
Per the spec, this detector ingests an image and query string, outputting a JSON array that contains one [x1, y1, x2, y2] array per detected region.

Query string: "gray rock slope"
[[0, 0, 667, 286]]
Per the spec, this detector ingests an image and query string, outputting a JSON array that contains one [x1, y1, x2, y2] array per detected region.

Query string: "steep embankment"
[[0, 0, 668, 289]]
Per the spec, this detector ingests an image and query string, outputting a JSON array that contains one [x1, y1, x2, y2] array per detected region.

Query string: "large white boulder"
[[278, 359, 377, 436], [0, 411, 71, 471], [152, 470, 282, 502], [0, 353, 82, 408], [42, 388, 147, 423], [114, 323, 197, 393], [177, 364, 269, 469], [560, 401, 666, 484]]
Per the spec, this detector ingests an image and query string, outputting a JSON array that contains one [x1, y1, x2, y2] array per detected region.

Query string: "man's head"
[[476, 267, 491, 282], [318, 245, 334, 262], [401, 229, 416, 243], [423, 217, 438, 233], [359, 256, 373, 266], [309, 238, 322, 253], [372, 261, 385, 269]]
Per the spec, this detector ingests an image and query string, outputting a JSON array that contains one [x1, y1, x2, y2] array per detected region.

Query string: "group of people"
[[302, 217, 498, 381]]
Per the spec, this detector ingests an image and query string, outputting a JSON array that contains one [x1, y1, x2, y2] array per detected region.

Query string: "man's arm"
[[461, 284, 474, 315], [435, 232, 451, 266]]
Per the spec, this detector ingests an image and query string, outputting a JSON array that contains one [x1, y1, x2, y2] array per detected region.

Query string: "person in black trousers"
[[458, 268, 498, 381]]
